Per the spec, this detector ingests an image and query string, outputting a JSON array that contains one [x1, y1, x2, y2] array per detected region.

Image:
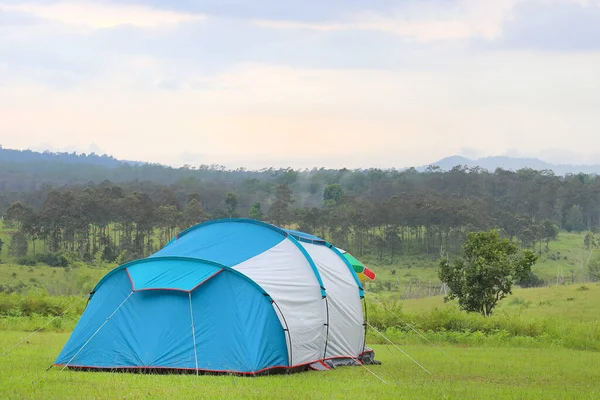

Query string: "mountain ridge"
[[1, 146, 599, 175], [420, 155, 600, 175]]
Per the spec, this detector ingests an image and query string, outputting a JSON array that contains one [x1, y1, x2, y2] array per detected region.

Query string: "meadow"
[[1, 332, 599, 399], [1, 230, 599, 399], [0, 282, 599, 399]]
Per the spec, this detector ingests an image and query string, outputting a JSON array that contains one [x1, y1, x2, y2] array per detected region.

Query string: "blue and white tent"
[[54, 219, 375, 375]]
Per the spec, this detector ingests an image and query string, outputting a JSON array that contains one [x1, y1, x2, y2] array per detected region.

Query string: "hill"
[[0, 146, 135, 168], [422, 155, 600, 175]]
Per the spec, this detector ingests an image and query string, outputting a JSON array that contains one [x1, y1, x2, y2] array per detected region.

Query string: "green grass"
[[360, 231, 596, 299], [0, 262, 111, 295], [365, 283, 600, 352], [0, 331, 599, 399], [1, 227, 599, 398], [400, 282, 600, 320]]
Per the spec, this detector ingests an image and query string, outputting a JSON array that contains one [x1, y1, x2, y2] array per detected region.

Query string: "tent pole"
[[189, 292, 199, 376]]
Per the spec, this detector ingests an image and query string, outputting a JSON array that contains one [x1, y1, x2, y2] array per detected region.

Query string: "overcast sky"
[[1, 0, 599, 169]]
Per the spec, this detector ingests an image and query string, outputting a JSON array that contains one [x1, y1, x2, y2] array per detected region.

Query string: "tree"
[[323, 184, 344, 205], [438, 230, 537, 316], [183, 199, 206, 229], [578, 231, 597, 276], [249, 202, 263, 221], [225, 192, 238, 218], [564, 205, 585, 232], [584, 231, 597, 250], [541, 219, 558, 250], [589, 257, 600, 282], [269, 184, 294, 227], [4, 201, 34, 230], [0, 237, 3, 262], [9, 231, 29, 259]]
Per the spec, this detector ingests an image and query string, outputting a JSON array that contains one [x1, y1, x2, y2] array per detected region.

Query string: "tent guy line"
[[366, 294, 460, 366], [61, 292, 134, 371], [0, 294, 88, 359], [367, 322, 432, 375]]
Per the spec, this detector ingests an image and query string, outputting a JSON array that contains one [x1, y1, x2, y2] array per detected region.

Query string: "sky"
[[1, 0, 600, 169]]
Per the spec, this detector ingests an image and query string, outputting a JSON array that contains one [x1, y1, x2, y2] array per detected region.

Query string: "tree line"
[[1, 171, 564, 266]]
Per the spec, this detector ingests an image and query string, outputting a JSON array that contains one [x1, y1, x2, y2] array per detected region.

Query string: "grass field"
[[400, 282, 600, 319], [1, 331, 599, 399], [0, 283, 598, 399], [1, 228, 599, 398]]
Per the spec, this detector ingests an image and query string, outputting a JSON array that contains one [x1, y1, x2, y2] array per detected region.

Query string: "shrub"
[[36, 253, 70, 268]]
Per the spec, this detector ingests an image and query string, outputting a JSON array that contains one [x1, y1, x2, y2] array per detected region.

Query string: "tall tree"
[[249, 202, 263, 221], [183, 198, 207, 229], [225, 192, 238, 218], [269, 184, 294, 227], [9, 231, 29, 259]]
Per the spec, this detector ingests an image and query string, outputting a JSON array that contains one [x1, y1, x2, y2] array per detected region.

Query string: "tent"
[[54, 219, 376, 375]]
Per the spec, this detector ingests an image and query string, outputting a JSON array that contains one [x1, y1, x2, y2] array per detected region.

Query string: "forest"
[[3, 149, 600, 269]]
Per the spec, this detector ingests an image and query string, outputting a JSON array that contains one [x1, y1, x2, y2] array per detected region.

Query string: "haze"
[[1, 0, 599, 169]]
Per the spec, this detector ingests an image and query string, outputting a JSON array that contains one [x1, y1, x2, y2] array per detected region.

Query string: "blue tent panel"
[[152, 220, 286, 267], [127, 258, 223, 292], [285, 229, 326, 244], [55, 264, 289, 373]]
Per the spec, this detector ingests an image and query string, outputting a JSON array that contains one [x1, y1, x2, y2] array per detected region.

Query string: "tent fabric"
[[55, 219, 376, 375], [55, 259, 288, 373], [297, 242, 365, 360], [230, 239, 327, 366], [153, 219, 286, 266], [286, 230, 364, 293], [152, 220, 328, 367], [126, 258, 224, 292], [284, 229, 326, 244]]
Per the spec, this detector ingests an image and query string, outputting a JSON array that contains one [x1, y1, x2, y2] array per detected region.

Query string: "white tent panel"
[[298, 242, 364, 359], [231, 238, 327, 366]]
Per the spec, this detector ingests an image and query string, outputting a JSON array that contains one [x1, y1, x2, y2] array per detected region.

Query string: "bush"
[[0, 293, 86, 317], [17, 252, 70, 268], [517, 271, 545, 288], [36, 253, 69, 268]]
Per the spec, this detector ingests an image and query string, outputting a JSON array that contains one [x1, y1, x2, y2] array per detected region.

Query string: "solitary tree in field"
[[439, 229, 537, 316]]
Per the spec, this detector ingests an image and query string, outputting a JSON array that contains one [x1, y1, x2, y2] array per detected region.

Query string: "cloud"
[[251, 0, 524, 41], [2, 53, 600, 169], [492, 0, 600, 50], [1, 0, 600, 169], [0, 1, 206, 29], [107, 0, 400, 23]]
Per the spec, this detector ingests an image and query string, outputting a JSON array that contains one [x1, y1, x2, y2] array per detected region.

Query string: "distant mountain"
[[420, 155, 600, 175], [0, 146, 145, 168]]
